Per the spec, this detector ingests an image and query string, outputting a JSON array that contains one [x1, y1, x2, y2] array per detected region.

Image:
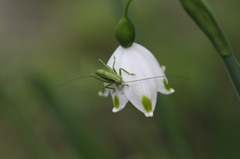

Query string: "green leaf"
[[180, 0, 240, 99], [180, 0, 231, 57]]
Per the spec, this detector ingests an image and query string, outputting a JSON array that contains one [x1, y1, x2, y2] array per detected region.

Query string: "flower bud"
[[115, 17, 135, 48]]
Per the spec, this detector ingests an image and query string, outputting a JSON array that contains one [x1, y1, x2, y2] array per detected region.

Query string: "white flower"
[[99, 43, 174, 117]]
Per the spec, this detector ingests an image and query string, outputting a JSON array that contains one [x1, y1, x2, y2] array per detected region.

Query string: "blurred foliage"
[[0, 0, 240, 159]]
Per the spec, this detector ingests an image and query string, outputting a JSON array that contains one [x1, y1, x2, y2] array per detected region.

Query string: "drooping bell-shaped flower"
[[99, 43, 174, 117], [98, 0, 174, 117]]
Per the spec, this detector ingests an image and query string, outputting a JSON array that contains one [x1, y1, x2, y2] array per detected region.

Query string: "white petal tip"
[[112, 107, 122, 113], [144, 112, 153, 117], [98, 92, 103, 96], [161, 65, 166, 72], [98, 91, 108, 97], [158, 88, 175, 95], [169, 89, 175, 93]]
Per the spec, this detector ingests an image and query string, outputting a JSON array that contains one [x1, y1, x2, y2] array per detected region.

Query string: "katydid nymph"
[[90, 57, 135, 92], [59, 57, 188, 89]]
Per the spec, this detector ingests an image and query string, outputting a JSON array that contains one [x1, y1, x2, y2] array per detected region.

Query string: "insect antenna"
[[124, 75, 189, 84], [59, 75, 92, 87]]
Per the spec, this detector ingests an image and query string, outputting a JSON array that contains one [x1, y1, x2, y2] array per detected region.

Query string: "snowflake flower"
[[99, 43, 174, 117]]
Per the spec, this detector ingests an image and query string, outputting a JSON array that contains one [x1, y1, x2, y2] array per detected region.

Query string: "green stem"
[[223, 55, 240, 96], [123, 0, 133, 18], [180, 0, 240, 99]]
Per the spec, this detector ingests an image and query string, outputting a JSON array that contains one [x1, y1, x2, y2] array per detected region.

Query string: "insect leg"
[[119, 68, 135, 76], [99, 59, 112, 71], [112, 56, 116, 68], [123, 83, 130, 87], [105, 83, 115, 92], [118, 83, 129, 91], [112, 56, 117, 74], [115, 84, 123, 91]]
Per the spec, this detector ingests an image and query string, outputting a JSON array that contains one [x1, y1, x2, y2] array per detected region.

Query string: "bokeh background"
[[0, 0, 240, 159]]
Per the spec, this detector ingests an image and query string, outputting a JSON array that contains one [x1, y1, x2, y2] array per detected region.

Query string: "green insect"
[[59, 58, 187, 88], [90, 57, 135, 92]]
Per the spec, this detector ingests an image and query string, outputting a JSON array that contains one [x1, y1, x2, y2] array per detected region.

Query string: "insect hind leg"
[[112, 56, 118, 74], [119, 68, 135, 76]]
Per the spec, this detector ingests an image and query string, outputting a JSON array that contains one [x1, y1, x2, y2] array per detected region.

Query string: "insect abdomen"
[[96, 69, 122, 83]]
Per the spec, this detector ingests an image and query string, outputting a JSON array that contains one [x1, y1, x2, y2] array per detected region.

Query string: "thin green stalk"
[[123, 0, 133, 18], [180, 0, 240, 98], [223, 55, 240, 96]]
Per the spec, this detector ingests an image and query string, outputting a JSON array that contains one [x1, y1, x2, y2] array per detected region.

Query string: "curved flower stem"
[[180, 0, 240, 99], [123, 0, 133, 18]]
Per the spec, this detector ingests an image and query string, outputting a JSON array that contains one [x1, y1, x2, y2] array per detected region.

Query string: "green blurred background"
[[0, 0, 240, 159]]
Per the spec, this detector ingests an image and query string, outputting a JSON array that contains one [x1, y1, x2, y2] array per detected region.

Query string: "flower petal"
[[124, 82, 157, 117], [161, 65, 166, 72], [158, 78, 175, 95], [98, 85, 110, 97], [142, 95, 154, 117], [110, 87, 128, 113]]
